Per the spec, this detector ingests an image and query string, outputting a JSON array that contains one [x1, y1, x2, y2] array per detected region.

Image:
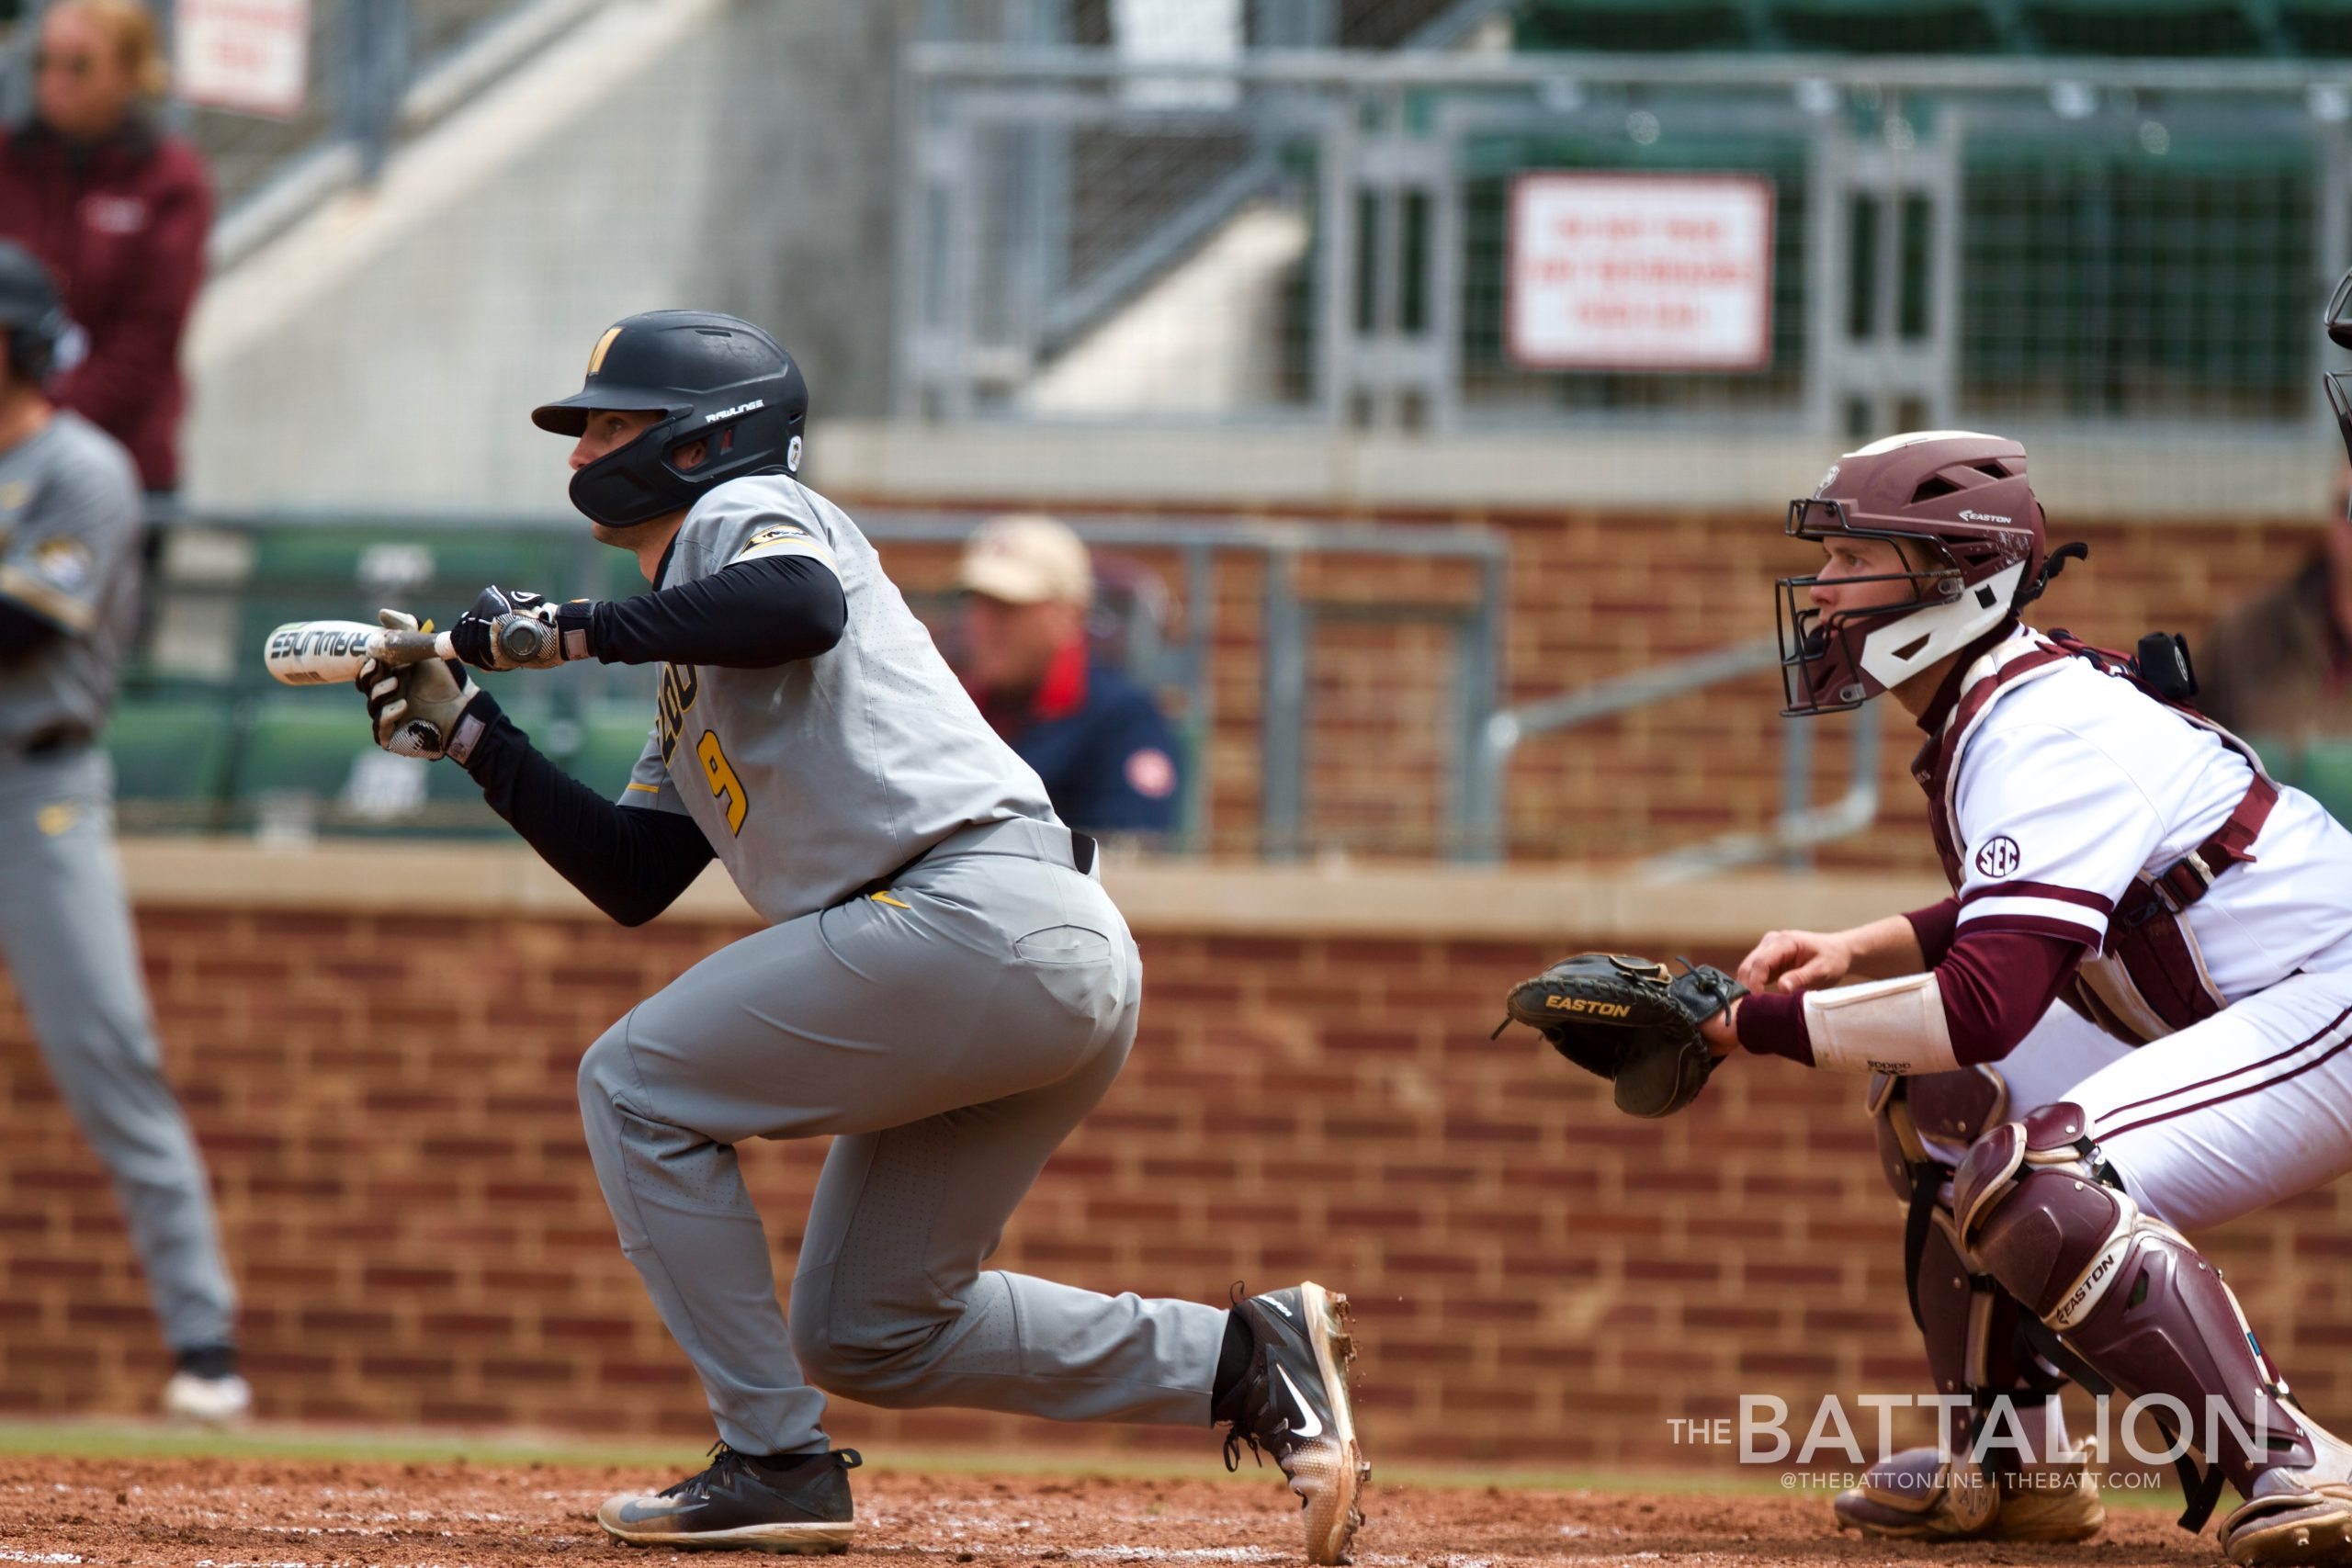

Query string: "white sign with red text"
[[175, 0, 311, 119], [1507, 174, 1775, 371]]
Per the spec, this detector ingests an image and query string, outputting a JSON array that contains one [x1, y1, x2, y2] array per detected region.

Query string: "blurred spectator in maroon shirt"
[[0, 0, 209, 496]]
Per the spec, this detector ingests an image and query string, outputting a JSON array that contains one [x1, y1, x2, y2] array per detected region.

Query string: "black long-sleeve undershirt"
[[0, 596, 62, 661], [456, 550, 845, 923], [585, 553, 845, 667], [460, 692, 716, 927]]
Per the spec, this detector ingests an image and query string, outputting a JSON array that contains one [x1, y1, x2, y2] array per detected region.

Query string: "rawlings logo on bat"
[[268, 625, 375, 660]]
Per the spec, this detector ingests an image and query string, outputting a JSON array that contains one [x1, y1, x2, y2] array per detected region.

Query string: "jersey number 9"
[[696, 729, 748, 835]]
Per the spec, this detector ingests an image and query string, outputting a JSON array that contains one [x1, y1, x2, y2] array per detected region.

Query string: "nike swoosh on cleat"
[[1277, 1364, 1325, 1439], [616, 1499, 708, 1525]]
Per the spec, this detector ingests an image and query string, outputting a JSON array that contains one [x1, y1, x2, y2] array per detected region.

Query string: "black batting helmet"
[[0, 243, 68, 385], [533, 310, 808, 527]]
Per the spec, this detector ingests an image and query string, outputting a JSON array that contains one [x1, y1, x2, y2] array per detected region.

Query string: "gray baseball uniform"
[[0, 412, 235, 1356], [577, 474, 1223, 1455]]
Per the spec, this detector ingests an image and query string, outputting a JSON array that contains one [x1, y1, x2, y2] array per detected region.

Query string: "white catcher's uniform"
[[1918, 626, 2352, 1232]]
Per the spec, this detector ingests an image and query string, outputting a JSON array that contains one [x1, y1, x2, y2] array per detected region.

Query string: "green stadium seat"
[[568, 704, 662, 796], [1514, 0, 1753, 51], [107, 694, 238, 829], [230, 689, 564, 836], [243, 526, 376, 586], [218, 525, 595, 700], [246, 525, 582, 595], [1770, 0, 2004, 51], [2020, 0, 2265, 55], [232, 693, 379, 803]]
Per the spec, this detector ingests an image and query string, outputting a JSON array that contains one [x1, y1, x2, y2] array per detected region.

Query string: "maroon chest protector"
[[1914, 634, 2277, 1045]]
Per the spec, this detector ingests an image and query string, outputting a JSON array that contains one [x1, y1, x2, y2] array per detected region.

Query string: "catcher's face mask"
[[1776, 500, 1973, 716], [2324, 267, 2352, 508]]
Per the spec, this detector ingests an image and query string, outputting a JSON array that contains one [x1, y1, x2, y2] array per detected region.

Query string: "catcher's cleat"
[[1217, 1281, 1370, 1566], [1834, 1447, 2103, 1543], [2220, 1486, 2352, 1565], [594, 1444, 859, 1554]]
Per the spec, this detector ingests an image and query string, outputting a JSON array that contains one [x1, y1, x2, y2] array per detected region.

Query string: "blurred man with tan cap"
[[957, 514, 1182, 838]]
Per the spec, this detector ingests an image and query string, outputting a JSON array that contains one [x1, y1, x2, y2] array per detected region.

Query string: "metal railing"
[[1475, 633, 1882, 873], [897, 45, 2352, 508], [845, 512, 1509, 859]]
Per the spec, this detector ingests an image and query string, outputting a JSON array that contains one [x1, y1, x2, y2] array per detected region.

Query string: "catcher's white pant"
[[575, 820, 1227, 1456], [1929, 969, 2352, 1233]]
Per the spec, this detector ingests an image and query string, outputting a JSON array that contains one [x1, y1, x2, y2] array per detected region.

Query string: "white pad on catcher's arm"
[[1804, 971, 1961, 1075]]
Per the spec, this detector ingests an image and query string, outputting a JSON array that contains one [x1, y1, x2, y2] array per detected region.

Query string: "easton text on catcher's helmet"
[[1776, 430, 2080, 716], [533, 310, 809, 527]]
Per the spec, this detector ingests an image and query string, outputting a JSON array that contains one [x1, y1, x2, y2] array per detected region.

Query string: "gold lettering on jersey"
[[656, 662, 701, 767], [698, 729, 749, 835]]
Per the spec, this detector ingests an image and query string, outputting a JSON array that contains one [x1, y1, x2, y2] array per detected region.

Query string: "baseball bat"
[[261, 617, 549, 685]]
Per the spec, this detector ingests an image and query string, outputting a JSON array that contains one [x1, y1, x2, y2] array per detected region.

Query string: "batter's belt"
[[855, 818, 1099, 902]]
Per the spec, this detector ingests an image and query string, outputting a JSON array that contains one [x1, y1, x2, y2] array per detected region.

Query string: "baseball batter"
[[0, 241, 244, 1420], [351, 310, 1368, 1559], [1682, 431, 2352, 1565]]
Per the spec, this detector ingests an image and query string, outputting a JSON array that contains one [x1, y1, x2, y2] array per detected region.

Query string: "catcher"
[[1504, 430, 2352, 1567]]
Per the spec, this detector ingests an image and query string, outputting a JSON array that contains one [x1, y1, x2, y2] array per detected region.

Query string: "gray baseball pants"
[[576, 818, 1226, 1455], [0, 746, 237, 1352]]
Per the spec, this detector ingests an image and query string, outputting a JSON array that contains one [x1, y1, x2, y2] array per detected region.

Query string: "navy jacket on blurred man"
[[956, 514, 1182, 838]]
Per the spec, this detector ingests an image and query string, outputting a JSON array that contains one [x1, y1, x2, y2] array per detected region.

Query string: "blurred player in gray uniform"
[[0, 243, 244, 1422], [353, 310, 1369, 1561]]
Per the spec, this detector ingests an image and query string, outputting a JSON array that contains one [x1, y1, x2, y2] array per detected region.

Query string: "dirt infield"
[[0, 1454, 2220, 1568]]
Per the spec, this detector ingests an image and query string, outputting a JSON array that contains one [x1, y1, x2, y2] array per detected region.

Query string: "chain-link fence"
[[899, 48, 2352, 512], [177, 0, 356, 211], [186, 0, 522, 209]]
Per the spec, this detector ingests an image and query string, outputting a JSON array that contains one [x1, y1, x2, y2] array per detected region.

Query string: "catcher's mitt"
[[1497, 953, 1747, 1118]]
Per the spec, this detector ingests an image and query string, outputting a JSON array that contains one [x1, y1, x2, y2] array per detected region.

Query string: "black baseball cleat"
[[594, 1444, 859, 1553], [1216, 1281, 1370, 1565]]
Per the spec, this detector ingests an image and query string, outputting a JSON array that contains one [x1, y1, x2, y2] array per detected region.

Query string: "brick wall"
[[7, 892, 2351, 1467], [871, 507, 2329, 870]]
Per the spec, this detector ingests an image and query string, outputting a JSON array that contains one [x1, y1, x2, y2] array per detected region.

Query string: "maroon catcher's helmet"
[[1778, 430, 2076, 716]]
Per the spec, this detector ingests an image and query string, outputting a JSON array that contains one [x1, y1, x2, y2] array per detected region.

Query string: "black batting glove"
[[449, 584, 594, 671]]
